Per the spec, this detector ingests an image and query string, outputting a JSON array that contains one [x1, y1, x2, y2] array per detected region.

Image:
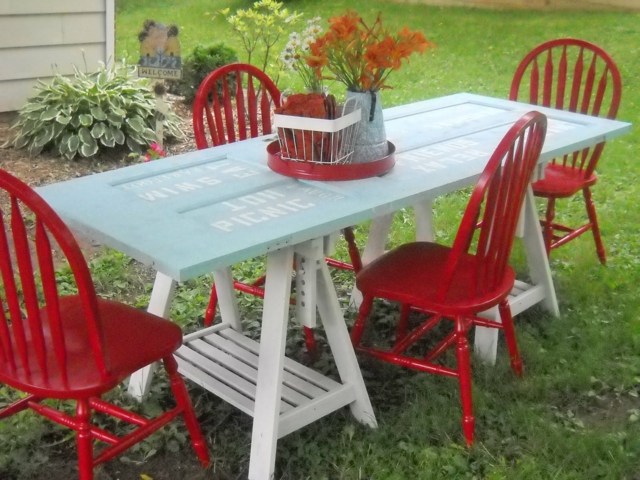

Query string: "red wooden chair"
[[192, 64, 362, 351], [0, 169, 210, 479], [193, 63, 282, 149], [509, 38, 622, 264], [350, 111, 547, 446]]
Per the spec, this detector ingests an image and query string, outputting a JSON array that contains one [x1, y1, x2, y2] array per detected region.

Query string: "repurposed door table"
[[38, 93, 631, 479]]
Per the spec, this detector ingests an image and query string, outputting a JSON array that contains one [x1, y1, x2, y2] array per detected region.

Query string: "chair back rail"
[[0, 170, 106, 387], [442, 111, 548, 300], [509, 38, 621, 177], [193, 63, 282, 149]]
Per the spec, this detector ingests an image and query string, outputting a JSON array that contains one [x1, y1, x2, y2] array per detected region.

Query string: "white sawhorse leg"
[[351, 212, 395, 307], [520, 188, 559, 316], [413, 200, 436, 242], [474, 187, 559, 363], [316, 255, 377, 427], [128, 272, 176, 399], [298, 239, 377, 427], [248, 247, 294, 480], [249, 241, 376, 480], [128, 267, 242, 400], [211, 266, 243, 331]]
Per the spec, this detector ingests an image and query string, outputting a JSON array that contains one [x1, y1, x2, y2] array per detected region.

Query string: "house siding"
[[0, 0, 114, 112]]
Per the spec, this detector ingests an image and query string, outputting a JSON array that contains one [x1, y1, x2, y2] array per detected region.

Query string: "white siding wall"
[[0, 0, 115, 112]]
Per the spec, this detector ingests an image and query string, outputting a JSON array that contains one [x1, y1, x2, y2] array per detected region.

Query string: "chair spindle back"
[[509, 38, 621, 177], [0, 170, 105, 388], [192, 63, 282, 149], [441, 112, 547, 300]]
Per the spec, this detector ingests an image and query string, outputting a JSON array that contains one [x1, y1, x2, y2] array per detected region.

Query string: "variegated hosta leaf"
[[78, 126, 93, 145], [113, 129, 125, 145], [126, 116, 145, 133], [79, 137, 99, 157], [100, 127, 115, 147], [91, 122, 106, 139], [141, 128, 157, 143], [126, 135, 143, 153], [90, 106, 108, 121], [39, 107, 59, 121], [67, 134, 80, 153], [79, 114, 93, 127], [56, 113, 71, 125], [32, 125, 55, 147]]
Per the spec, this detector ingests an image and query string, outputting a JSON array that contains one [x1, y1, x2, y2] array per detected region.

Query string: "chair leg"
[[583, 187, 606, 265], [343, 227, 363, 273], [164, 355, 211, 467], [303, 326, 318, 358], [542, 197, 556, 257], [498, 300, 523, 377], [396, 303, 412, 343], [455, 316, 474, 447], [351, 295, 374, 347], [204, 284, 219, 327], [76, 399, 94, 480]]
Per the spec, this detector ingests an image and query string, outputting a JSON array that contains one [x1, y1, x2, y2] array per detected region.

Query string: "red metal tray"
[[267, 141, 395, 181]]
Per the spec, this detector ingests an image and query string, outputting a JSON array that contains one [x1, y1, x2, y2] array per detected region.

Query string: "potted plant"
[[306, 11, 432, 162], [275, 17, 362, 164]]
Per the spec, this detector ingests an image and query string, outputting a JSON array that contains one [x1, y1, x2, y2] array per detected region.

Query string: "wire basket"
[[274, 96, 361, 164]]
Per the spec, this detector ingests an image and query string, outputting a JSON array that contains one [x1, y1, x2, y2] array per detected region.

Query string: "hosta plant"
[[9, 61, 183, 159]]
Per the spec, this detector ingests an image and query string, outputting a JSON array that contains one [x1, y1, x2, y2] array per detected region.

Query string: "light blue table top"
[[38, 93, 631, 281]]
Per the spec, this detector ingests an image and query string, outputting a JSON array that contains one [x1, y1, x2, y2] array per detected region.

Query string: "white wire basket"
[[274, 96, 361, 164]]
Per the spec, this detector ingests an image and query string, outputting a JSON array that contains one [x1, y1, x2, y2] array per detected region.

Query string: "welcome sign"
[[137, 20, 182, 79]]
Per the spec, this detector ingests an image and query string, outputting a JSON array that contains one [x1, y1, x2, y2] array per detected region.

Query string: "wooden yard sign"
[[137, 20, 182, 80]]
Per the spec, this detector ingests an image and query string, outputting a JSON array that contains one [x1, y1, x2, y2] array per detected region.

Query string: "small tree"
[[216, 0, 301, 79]]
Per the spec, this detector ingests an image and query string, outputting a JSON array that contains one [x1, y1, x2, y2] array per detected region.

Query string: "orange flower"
[[306, 11, 432, 92], [328, 11, 360, 41]]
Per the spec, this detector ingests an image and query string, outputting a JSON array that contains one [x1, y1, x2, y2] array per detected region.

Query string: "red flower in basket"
[[276, 93, 326, 117], [275, 93, 339, 162]]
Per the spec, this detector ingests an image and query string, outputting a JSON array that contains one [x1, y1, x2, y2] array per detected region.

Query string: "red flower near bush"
[[144, 142, 167, 161]]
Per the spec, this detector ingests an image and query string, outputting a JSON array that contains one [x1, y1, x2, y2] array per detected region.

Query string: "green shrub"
[[8, 61, 183, 159], [168, 43, 238, 103]]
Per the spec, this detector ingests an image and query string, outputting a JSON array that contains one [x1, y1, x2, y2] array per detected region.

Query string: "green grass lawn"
[[2, 2, 639, 479]]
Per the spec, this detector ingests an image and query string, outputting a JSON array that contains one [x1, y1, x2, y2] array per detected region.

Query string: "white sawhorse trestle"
[[137, 239, 376, 480]]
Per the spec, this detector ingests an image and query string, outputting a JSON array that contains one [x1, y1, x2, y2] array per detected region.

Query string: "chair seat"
[[356, 242, 516, 316], [0, 296, 182, 398], [532, 163, 597, 198]]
